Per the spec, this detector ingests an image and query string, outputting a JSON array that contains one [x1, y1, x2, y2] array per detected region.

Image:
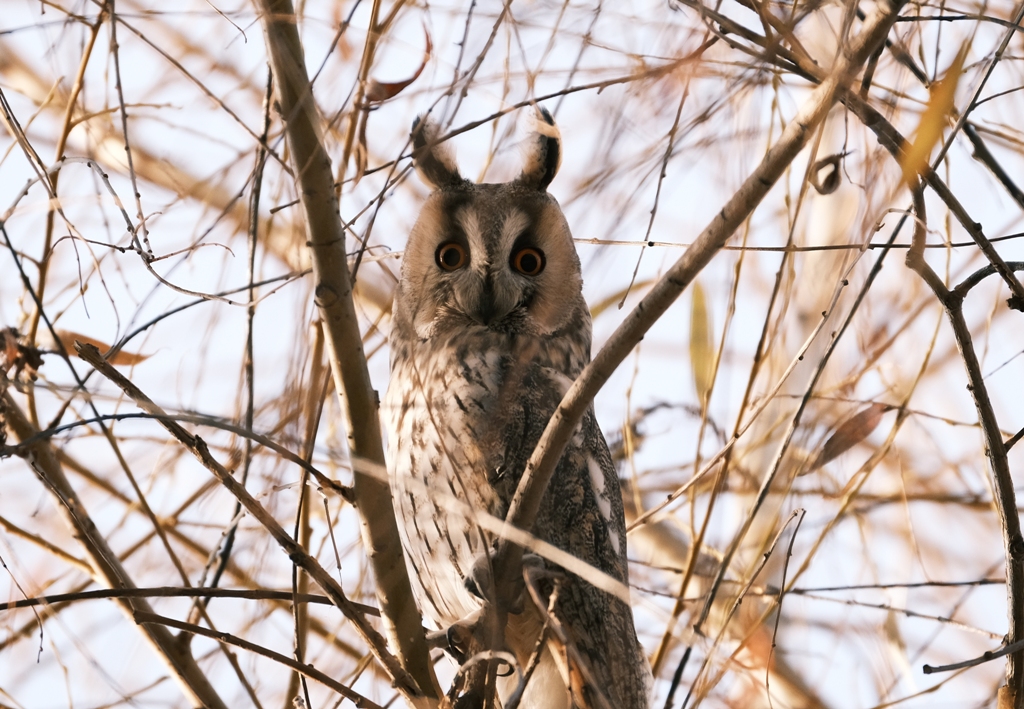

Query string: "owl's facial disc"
[[399, 187, 584, 339]]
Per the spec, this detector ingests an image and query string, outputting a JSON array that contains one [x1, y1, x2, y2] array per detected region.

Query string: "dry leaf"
[[2, 328, 19, 365], [808, 402, 890, 472], [364, 27, 432, 104], [589, 279, 655, 319], [58, 330, 150, 366], [689, 281, 714, 409], [901, 43, 969, 184], [2, 327, 44, 381]]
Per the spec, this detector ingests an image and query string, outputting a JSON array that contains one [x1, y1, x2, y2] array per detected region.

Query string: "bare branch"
[[253, 0, 439, 701], [74, 341, 424, 700], [2, 390, 231, 709]]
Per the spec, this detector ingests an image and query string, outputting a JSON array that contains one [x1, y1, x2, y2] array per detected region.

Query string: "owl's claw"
[[426, 609, 485, 663], [463, 553, 495, 604], [464, 551, 546, 615], [425, 627, 451, 650], [445, 615, 477, 663]]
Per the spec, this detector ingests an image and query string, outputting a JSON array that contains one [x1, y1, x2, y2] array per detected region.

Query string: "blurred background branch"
[[2, 0, 1023, 706]]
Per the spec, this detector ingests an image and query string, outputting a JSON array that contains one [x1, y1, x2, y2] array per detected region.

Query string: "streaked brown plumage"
[[384, 108, 651, 709]]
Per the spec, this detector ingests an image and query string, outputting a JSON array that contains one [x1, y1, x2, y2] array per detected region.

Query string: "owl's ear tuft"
[[411, 116, 463, 189], [517, 106, 561, 191]]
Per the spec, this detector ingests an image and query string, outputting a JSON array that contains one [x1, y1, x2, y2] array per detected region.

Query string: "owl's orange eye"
[[436, 242, 468, 271], [512, 247, 545, 276]]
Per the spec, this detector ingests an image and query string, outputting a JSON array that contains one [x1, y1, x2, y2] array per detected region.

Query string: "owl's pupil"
[[437, 243, 466, 270], [513, 248, 544, 275]]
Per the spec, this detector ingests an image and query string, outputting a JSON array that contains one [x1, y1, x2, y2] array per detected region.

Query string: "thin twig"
[[74, 341, 423, 699], [135, 611, 383, 709], [1, 586, 377, 613]]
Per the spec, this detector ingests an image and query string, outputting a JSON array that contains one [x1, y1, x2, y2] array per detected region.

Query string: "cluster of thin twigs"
[[2, 0, 1024, 707]]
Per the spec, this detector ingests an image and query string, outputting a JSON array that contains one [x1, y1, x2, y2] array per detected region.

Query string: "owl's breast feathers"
[[384, 325, 651, 707]]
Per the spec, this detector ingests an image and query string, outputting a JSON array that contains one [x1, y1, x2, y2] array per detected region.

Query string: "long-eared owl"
[[384, 107, 651, 709]]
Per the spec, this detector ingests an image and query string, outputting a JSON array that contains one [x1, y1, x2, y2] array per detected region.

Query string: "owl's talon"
[[446, 622, 472, 663], [432, 609, 486, 663], [521, 552, 545, 575], [464, 551, 548, 614], [464, 552, 496, 603], [425, 628, 449, 650]]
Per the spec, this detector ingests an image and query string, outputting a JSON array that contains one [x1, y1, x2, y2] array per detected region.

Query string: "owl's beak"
[[469, 275, 512, 326], [473, 303, 499, 326]]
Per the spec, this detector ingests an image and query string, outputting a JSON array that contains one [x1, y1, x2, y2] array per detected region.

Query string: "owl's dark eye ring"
[[436, 242, 468, 271], [511, 247, 545, 276]]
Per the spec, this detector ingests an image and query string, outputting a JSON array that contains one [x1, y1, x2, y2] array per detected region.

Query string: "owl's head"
[[393, 108, 587, 341]]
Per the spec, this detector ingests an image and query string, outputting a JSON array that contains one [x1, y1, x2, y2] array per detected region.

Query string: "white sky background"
[[2, 0, 1024, 707]]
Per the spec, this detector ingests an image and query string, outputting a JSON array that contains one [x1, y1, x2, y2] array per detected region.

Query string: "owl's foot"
[[425, 609, 484, 663], [426, 609, 518, 681], [464, 551, 546, 615], [463, 553, 496, 606]]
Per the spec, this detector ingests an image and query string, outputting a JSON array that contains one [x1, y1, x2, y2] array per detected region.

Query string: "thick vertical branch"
[[840, 91, 1024, 704], [903, 185, 1024, 706], [254, 0, 439, 701]]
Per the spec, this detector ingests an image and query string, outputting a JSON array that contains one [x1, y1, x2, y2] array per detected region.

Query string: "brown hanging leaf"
[[2, 328, 19, 367], [807, 402, 891, 472], [689, 282, 714, 410], [58, 330, 150, 366], [901, 43, 969, 185], [364, 27, 432, 104]]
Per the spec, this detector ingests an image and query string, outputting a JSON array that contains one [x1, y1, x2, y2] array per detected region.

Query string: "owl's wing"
[[500, 366, 650, 709], [543, 409, 651, 709]]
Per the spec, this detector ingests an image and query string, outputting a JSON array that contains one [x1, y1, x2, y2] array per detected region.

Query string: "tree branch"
[[2, 389, 231, 709], [900, 190, 1024, 700], [74, 341, 424, 701], [253, 0, 439, 702], [492, 0, 908, 596]]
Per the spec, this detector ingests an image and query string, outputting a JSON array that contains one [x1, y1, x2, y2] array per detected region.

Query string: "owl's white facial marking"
[[455, 208, 488, 276], [498, 209, 531, 257]]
